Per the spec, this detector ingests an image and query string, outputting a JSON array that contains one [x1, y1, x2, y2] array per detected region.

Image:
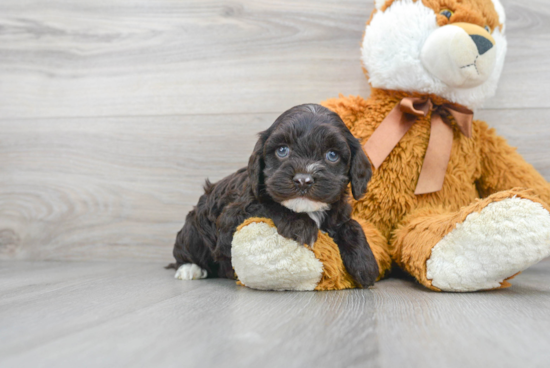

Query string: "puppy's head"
[[248, 104, 371, 212]]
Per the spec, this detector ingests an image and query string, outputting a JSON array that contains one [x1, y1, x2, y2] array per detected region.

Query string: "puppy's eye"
[[484, 25, 491, 33], [440, 9, 453, 19], [326, 151, 339, 163], [276, 146, 290, 158]]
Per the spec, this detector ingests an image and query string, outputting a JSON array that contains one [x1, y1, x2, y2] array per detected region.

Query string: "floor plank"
[[1, 259, 549, 368], [0, 261, 379, 368], [375, 270, 550, 368]]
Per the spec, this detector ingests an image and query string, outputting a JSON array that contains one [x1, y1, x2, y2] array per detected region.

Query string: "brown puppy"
[[168, 104, 379, 288]]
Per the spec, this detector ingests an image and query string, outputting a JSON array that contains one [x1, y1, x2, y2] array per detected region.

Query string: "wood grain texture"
[[374, 260, 550, 368], [0, 0, 549, 120], [476, 108, 550, 175], [1, 258, 549, 368], [0, 0, 372, 119], [488, 0, 550, 109], [0, 261, 379, 368], [0, 114, 277, 261]]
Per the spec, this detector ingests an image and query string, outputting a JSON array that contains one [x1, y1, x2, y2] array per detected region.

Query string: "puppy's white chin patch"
[[281, 198, 330, 213]]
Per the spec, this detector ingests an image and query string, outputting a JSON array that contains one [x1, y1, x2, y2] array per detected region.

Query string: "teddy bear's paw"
[[232, 221, 323, 291], [426, 197, 550, 292], [174, 263, 208, 280]]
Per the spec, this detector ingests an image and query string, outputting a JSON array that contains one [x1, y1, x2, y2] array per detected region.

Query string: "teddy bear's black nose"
[[293, 173, 314, 188], [470, 35, 493, 55]]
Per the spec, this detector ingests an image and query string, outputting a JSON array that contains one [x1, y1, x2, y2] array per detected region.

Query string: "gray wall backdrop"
[[1, 0, 549, 263]]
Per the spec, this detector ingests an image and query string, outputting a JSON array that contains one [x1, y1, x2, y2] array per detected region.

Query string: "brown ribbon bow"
[[364, 97, 473, 195]]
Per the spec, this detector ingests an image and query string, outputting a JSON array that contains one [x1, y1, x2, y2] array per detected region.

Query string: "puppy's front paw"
[[349, 261, 378, 288], [277, 218, 318, 246], [174, 264, 208, 280]]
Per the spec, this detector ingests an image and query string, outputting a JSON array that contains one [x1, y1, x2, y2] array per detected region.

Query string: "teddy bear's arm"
[[476, 120, 550, 204]]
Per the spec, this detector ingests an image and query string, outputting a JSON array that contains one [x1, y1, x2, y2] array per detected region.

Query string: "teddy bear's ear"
[[374, 0, 387, 10], [349, 138, 372, 200], [247, 138, 265, 200]]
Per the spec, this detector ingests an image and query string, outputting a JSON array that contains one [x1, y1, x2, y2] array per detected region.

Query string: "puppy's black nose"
[[293, 173, 314, 188]]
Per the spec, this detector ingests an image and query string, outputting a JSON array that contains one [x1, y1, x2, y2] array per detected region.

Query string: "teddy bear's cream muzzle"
[[421, 22, 496, 88]]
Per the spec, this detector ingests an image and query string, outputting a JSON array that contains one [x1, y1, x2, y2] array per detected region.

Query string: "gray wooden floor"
[[2, 0, 550, 366], [1, 258, 549, 368]]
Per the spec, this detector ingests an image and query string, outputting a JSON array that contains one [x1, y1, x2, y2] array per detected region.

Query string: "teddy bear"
[[232, 0, 550, 292]]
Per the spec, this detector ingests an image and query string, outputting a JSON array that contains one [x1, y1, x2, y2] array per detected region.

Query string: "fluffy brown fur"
[[322, 88, 550, 287], [374, 0, 501, 30]]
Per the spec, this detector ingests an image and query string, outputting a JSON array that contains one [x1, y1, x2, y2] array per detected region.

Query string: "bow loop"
[[399, 97, 432, 117], [364, 96, 474, 195], [439, 104, 474, 138]]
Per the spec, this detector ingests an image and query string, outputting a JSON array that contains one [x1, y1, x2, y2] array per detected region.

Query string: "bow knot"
[[364, 96, 473, 195]]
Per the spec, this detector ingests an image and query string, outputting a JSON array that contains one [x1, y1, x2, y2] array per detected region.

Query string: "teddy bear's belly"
[[354, 125, 481, 239]]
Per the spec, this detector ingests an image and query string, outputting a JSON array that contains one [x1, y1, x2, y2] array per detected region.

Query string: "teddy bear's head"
[[362, 0, 506, 109]]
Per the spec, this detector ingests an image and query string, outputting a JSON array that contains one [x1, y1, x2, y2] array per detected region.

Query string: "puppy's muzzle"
[[293, 173, 314, 190]]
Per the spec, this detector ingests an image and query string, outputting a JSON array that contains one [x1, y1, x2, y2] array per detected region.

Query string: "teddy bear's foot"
[[426, 197, 550, 292], [232, 219, 324, 291]]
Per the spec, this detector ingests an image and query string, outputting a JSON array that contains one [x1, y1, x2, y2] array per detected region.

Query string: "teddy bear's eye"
[[484, 25, 491, 33], [440, 9, 453, 19]]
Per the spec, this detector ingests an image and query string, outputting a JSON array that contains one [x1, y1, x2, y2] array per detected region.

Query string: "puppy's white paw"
[[174, 264, 208, 280]]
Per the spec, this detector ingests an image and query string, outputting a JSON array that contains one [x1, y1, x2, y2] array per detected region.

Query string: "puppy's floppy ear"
[[348, 136, 372, 200], [248, 136, 265, 199], [323, 109, 372, 200]]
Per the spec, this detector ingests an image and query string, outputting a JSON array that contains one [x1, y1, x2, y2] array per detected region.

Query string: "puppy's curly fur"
[[168, 104, 379, 288]]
